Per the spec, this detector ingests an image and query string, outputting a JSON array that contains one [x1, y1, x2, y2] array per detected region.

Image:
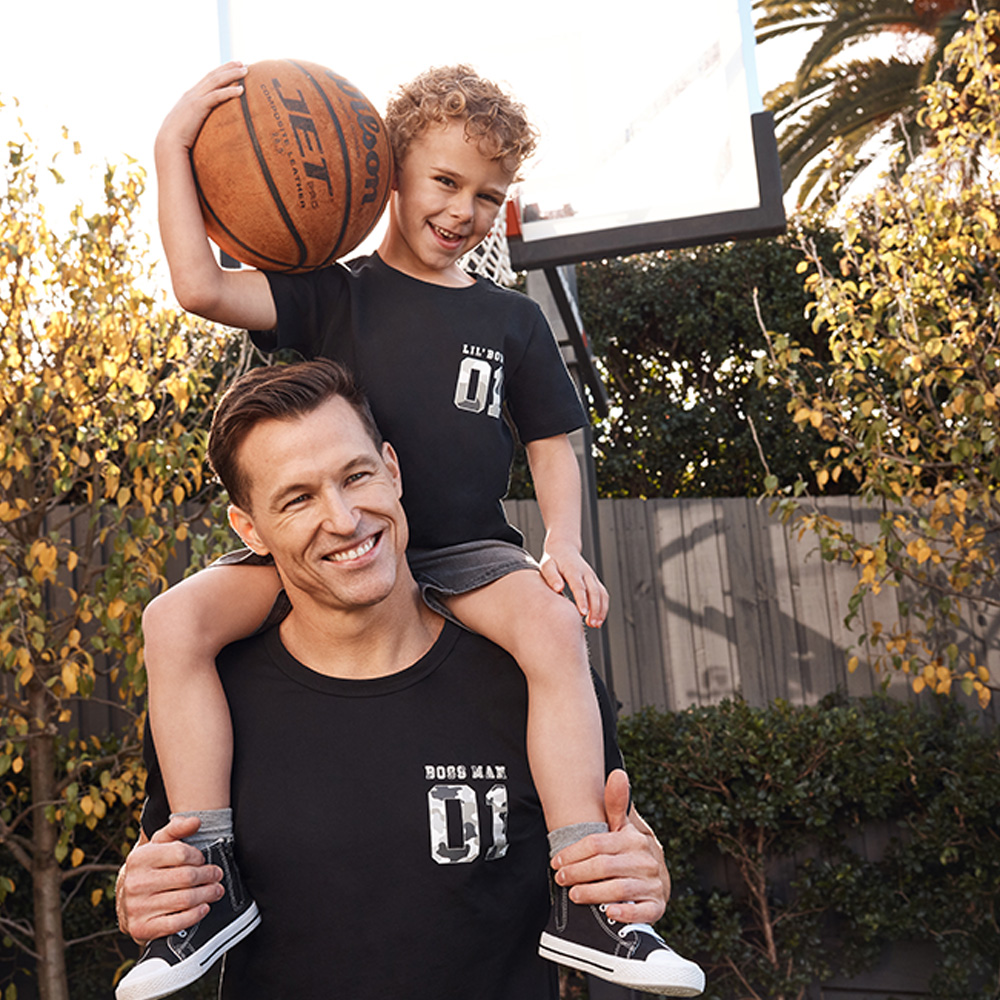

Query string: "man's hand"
[[549, 769, 670, 925], [538, 541, 609, 629], [117, 816, 223, 945]]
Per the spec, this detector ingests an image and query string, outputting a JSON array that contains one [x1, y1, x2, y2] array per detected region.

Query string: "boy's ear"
[[228, 504, 270, 556]]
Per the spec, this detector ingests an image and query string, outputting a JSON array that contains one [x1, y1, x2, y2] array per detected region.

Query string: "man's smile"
[[323, 532, 381, 563]]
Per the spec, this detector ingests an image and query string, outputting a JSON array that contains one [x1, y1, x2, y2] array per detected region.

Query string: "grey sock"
[[171, 807, 234, 852], [547, 821, 608, 859]]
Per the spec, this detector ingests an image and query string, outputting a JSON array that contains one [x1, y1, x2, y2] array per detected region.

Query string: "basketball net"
[[459, 200, 517, 286]]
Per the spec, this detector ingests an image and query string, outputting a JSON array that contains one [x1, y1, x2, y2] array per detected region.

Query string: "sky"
[[0, 0, 803, 285]]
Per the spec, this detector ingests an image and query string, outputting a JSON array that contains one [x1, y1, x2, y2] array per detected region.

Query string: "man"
[[116, 359, 684, 999]]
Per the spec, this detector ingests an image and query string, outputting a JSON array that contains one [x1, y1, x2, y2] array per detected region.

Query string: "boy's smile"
[[378, 118, 514, 287]]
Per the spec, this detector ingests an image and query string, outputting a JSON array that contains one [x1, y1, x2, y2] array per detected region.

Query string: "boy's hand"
[[539, 540, 609, 628], [156, 62, 248, 156]]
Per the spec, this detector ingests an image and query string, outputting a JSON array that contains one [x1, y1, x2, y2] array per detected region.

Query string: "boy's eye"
[[435, 175, 457, 187], [479, 192, 503, 206]]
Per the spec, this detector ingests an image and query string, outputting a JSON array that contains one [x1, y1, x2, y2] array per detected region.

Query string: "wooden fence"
[[48, 493, 1000, 731], [505, 495, 1000, 723]]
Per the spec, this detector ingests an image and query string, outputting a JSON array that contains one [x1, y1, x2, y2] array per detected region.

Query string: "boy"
[[119, 61, 704, 999]]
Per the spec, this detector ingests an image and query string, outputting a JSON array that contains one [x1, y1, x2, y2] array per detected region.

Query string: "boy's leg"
[[147, 659, 233, 814], [117, 565, 281, 1000], [118, 657, 261, 1000], [444, 568, 606, 833], [444, 570, 705, 997]]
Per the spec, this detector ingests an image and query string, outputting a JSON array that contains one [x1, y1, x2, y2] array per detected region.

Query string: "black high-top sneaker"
[[116, 836, 261, 1000], [538, 873, 705, 996]]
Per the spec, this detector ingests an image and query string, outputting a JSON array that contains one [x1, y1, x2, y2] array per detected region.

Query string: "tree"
[[0, 106, 246, 999], [760, 10, 1000, 707], [570, 230, 845, 500], [755, 0, 1000, 205]]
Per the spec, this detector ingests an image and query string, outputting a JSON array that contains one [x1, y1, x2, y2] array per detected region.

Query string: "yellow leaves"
[[107, 598, 126, 620], [28, 539, 59, 582], [907, 538, 933, 564], [793, 407, 825, 429], [61, 662, 78, 695], [136, 399, 155, 422]]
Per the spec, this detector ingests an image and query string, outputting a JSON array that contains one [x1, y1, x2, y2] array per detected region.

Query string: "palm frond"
[[777, 58, 921, 190], [795, 11, 929, 86]]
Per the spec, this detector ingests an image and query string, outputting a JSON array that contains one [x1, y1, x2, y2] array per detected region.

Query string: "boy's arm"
[[155, 62, 276, 330], [524, 433, 609, 628]]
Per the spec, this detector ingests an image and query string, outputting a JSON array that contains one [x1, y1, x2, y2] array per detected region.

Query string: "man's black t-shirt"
[[143, 622, 622, 999]]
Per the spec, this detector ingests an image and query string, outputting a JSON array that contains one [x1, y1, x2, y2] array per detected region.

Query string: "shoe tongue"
[[619, 922, 662, 938]]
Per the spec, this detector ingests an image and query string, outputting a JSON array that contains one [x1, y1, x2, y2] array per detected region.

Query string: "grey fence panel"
[[504, 497, 999, 722]]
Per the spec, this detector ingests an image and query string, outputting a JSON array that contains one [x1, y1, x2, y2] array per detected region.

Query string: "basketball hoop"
[[460, 200, 518, 286]]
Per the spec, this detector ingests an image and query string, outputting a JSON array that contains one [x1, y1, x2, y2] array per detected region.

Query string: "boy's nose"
[[449, 193, 475, 223]]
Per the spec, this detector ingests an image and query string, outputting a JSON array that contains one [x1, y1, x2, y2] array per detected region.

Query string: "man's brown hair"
[[384, 64, 538, 178], [208, 360, 382, 510]]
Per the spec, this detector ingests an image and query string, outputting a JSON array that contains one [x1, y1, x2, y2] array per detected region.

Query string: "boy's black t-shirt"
[[251, 254, 586, 550], [142, 622, 624, 1000]]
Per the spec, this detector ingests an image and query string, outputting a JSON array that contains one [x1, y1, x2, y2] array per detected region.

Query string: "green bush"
[[575, 229, 846, 500], [621, 694, 1000, 1000]]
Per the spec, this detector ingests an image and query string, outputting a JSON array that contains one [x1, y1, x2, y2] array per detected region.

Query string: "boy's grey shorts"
[[212, 539, 539, 628], [408, 539, 539, 625]]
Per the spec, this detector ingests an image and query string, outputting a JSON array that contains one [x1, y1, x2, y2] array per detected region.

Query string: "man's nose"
[[318, 489, 359, 534]]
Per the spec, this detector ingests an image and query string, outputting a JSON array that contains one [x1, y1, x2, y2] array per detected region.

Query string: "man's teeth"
[[327, 536, 377, 562]]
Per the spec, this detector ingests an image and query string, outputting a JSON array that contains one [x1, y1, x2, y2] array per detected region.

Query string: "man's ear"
[[228, 504, 269, 556], [381, 441, 403, 498]]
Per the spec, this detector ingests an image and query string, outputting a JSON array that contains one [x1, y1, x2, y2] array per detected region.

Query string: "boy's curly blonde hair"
[[385, 65, 538, 179]]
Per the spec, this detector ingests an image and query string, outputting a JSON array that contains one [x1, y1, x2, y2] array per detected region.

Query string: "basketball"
[[191, 59, 393, 272]]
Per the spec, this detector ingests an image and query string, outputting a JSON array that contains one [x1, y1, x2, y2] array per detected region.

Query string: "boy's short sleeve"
[[247, 266, 353, 360], [503, 301, 586, 444]]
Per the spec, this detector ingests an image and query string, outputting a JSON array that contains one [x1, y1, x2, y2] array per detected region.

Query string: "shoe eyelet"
[[618, 929, 628, 938]]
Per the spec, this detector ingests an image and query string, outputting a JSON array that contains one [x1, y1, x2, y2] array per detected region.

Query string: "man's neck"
[[278, 582, 445, 680]]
